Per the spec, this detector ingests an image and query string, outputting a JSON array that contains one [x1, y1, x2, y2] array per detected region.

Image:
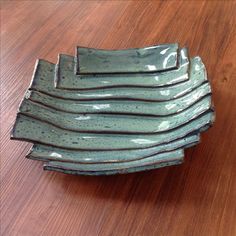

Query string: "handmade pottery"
[[11, 43, 215, 175]]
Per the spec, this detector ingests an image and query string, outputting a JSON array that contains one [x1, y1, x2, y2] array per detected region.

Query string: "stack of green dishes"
[[11, 43, 215, 175]]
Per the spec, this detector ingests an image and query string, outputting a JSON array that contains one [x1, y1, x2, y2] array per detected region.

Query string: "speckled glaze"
[[30, 57, 206, 101], [56, 48, 189, 89], [19, 96, 211, 133], [43, 149, 183, 172], [27, 82, 211, 116], [11, 44, 215, 175], [76, 44, 178, 74], [44, 158, 184, 175], [11, 111, 214, 150], [27, 135, 199, 163]]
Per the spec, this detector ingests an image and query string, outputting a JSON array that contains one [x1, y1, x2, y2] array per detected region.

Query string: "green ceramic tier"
[[19, 95, 211, 133], [75, 44, 178, 74], [55, 48, 189, 89], [29, 57, 206, 101], [44, 158, 184, 175], [27, 134, 199, 163], [11, 111, 214, 150], [27, 82, 211, 116], [43, 149, 183, 172]]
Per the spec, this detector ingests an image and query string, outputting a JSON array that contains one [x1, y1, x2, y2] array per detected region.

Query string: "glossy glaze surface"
[[44, 158, 184, 175], [30, 57, 206, 101], [11, 43, 214, 174], [19, 96, 211, 133], [27, 82, 211, 116], [11, 42, 215, 175], [76, 44, 178, 74], [3, 2, 234, 234], [28, 135, 199, 163], [44, 149, 183, 172], [56, 48, 189, 89], [11, 111, 214, 150]]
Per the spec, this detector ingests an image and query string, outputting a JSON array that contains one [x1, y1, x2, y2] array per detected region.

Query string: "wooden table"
[[1, 1, 236, 235]]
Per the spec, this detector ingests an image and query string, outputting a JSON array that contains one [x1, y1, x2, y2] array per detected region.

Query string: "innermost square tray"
[[75, 43, 179, 74]]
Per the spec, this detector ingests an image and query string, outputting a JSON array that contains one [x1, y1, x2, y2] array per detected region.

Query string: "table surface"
[[1, 1, 236, 235]]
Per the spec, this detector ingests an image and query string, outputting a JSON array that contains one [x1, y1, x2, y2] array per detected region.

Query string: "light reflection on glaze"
[[165, 103, 177, 110], [92, 104, 110, 110], [28, 135, 199, 163], [44, 158, 184, 175], [146, 65, 157, 70], [195, 64, 201, 71], [50, 152, 62, 158], [12, 112, 214, 150], [30, 57, 205, 101], [19, 96, 211, 133], [130, 139, 157, 145], [181, 49, 188, 59], [160, 47, 170, 55], [28, 82, 211, 116], [45, 149, 183, 172], [76, 44, 178, 74], [163, 52, 177, 69], [160, 90, 171, 96], [75, 116, 90, 121], [55, 48, 189, 89]]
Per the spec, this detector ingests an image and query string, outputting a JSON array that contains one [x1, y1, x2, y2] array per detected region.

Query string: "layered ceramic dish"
[[11, 43, 215, 175]]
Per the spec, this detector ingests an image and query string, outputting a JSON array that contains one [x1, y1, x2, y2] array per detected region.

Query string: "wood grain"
[[1, 1, 236, 235]]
